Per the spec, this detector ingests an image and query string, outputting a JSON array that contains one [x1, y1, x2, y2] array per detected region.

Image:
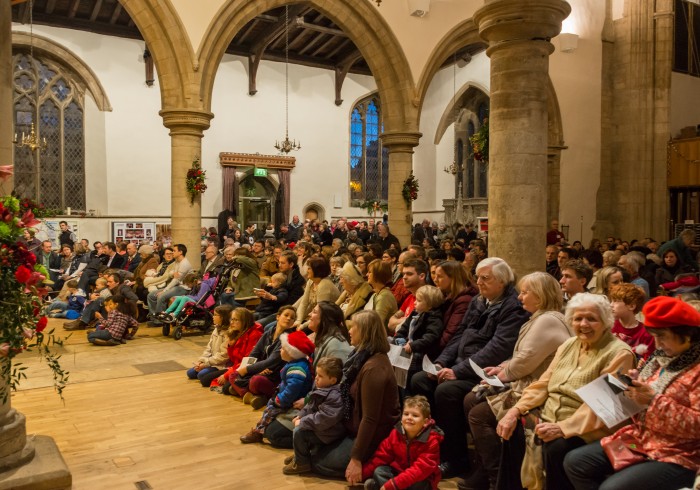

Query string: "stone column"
[[474, 0, 570, 277], [381, 131, 422, 248], [0, 0, 13, 195], [160, 109, 214, 271]]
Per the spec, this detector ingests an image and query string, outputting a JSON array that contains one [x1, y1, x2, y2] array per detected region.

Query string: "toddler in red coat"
[[362, 395, 443, 490]]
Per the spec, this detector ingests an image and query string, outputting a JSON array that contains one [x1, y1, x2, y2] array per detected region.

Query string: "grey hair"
[[565, 292, 614, 330], [623, 251, 645, 273], [475, 257, 515, 286]]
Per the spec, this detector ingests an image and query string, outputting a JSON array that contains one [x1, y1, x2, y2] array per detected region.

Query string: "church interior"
[[2, 0, 700, 488]]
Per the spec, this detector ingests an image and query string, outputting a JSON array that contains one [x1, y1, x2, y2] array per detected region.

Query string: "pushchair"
[[161, 274, 220, 340]]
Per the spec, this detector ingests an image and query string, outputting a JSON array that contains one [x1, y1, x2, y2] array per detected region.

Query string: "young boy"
[[240, 331, 315, 444], [362, 395, 443, 490], [46, 279, 86, 319], [282, 357, 345, 475], [254, 272, 289, 320], [609, 283, 655, 361]]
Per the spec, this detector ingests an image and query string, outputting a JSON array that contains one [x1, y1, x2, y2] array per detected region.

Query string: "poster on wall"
[[39, 220, 80, 249], [111, 222, 156, 244]]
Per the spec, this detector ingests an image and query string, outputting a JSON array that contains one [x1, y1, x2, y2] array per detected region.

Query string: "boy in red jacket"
[[362, 395, 443, 490]]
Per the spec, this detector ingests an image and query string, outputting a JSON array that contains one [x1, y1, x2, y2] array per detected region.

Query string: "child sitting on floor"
[[158, 272, 216, 323], [362, 395, 443, 490], [254, 272, 289, 320], [46, 279, 86, 319], [186, 304, 232, 387], [88, 295, 139, 346], [282, 356, 345, 475], [240, 331, 315, 444]]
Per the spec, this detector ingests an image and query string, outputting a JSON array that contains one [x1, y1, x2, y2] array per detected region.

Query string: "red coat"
[[227, 322, 264, 370], [362, 420, 443, 490]]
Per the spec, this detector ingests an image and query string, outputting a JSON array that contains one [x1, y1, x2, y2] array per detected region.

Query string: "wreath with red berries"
[[186, 157, 207, 204], [402, 173, 419, 207]]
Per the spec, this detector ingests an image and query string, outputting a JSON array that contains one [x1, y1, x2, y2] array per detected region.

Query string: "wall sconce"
[[558, 33, 579, 53]]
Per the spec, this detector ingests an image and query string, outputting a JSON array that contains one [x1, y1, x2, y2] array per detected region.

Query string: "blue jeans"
[[218, 291, 241, 308], [563, 441, 695, 490], [147, 286, 187, 316], [88, 329, 113, 344], [371, 465, 431, 490], [311, 436, 354, 478], [81, 298, 105, 323], [186, 366, 219, 386], [47, 300, 69, 317]]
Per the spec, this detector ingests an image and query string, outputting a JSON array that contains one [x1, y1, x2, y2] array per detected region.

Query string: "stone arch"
[[12, 31, 112, 111], [118, 0, 198, 110], [433, 83, 490, 145], [302, 202, 325, 222], [196, 0, 417, 132]]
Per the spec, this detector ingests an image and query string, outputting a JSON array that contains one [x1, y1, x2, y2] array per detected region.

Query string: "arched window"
[[349, 95, 389, 204], [13, 52, 85, 210], [466, 121, 475, 198]]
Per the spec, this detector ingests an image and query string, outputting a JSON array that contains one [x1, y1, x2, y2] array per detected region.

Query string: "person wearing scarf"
[[311, 310, 400, 486], [564, 296, 700, 490]]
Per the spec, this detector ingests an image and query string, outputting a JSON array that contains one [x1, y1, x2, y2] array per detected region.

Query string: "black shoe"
[[440, 461, 467, 479], [458, 468, 490, 490]]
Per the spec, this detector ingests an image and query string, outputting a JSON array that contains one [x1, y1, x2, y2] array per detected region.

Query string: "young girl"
[[88, 295, 139, 346], [393, 285, 445, 388], [158, 272, 217, 322], [362, 395, 443, 490], [229, 305, 297, 408], [240, 330, 315, 444], [211, 308, 264, 393], [186, 305, 233, 387]]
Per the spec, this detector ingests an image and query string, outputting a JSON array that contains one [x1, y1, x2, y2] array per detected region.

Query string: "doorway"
[[238, 175, 276, 230]]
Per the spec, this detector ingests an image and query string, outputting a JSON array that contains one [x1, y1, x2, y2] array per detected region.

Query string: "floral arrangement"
[[469, 118, 489, 163], [360, 199, 388, 217], [186, 157, 207, 204], [0, 192, 68, 402], [402, 172, 419, 207]]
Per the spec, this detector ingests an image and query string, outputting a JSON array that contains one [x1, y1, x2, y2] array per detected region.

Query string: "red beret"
[[642, 296, 700, 329]]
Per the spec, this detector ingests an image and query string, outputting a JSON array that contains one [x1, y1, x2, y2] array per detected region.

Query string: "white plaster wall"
[[550, 0, 605, 245], [671, 72, 700, 137]]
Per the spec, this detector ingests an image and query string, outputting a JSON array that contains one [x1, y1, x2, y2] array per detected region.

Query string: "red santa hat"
[[280, 331, 315, 359]]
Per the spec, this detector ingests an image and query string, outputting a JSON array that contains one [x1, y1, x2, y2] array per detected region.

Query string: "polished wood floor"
[[11, 319, 459, 490]]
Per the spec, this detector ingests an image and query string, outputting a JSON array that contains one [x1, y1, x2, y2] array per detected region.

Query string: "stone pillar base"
[[0, 435, 71, 490]]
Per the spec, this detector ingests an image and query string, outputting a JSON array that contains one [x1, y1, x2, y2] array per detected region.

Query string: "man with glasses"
[[410, 257, 529, 479]]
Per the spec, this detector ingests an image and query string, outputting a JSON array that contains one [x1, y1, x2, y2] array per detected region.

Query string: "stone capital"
[[159, 108, 214, 137], [380, 131, 422, 154], [474, 0, 571, 44]]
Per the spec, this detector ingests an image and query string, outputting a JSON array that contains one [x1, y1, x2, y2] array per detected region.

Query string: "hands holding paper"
[[437, 367, 456, 383]]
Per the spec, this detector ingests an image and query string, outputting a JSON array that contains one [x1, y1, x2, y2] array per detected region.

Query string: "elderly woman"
[[496, 293, 635, 490], [411, 257, 530, 477], [432, 260, 478, 353], [336, 261, 374, 319], [312, 310, 400, 484], [460, 272, 573, 488], [295, 256, 340, 327], [132, 244, 160, 300], [618, 252, 650, 298], [364, 259, 398, 330], [564, 296, 700, 490]]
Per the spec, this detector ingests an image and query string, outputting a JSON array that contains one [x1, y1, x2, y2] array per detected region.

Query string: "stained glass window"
[[349, 95, 388, 204], [12, 53, 85, 210]]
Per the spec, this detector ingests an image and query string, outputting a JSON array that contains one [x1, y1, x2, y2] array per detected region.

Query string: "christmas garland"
[[402, 173, 419, 207], [360, 199, 388, 216], [469, 118, 489, 163], [186, 157, 207, 204]]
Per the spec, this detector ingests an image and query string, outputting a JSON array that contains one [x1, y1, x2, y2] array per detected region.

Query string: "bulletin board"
[[40, 220, 80, 249], [112, 221, 156, 244]]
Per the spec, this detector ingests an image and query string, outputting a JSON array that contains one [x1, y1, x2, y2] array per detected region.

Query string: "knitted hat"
[[280, 331, 315, 359], [642, 296, 700, 329], [138, 244, 154, 255], [341, 260, 363, 283]]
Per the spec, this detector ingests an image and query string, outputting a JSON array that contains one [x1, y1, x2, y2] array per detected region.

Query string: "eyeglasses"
[[476, 274, 493, 282]]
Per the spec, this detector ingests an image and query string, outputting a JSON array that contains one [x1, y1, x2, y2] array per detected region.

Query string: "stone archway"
[[303, 202, 325, 222], [12, 32, 112, 111]]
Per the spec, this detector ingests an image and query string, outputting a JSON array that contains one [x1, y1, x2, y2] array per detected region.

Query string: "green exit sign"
[[254, 168, 268, 177]]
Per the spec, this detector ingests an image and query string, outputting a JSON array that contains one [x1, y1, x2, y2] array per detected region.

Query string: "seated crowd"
[[31, 216, 700, 489]]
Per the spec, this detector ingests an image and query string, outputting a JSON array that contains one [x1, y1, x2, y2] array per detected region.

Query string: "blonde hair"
[[349, 310, 389, 354], [404, 395, 431, 418], [270, 272, 286, 285], [517, 272, 563, 312], [416, 285, 445, 311]]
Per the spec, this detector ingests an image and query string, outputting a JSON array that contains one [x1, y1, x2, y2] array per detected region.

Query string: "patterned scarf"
[[640, 341, 700, 394], [339, 348, 371, 421]]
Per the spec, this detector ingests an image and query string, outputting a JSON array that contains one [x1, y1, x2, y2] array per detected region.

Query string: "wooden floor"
[[11, 319, 460, 490]]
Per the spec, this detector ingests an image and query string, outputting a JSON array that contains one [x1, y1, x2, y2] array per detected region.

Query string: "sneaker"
[[240, 429, 263, 444], [282, 461, 311, 475], [364, 478, 378, 490], [250, 396, 269, 410], [92, 339, 115, 346], [242, 392, 254, 405], [210, 386, 223, 393], [283, 455, 294, 465]]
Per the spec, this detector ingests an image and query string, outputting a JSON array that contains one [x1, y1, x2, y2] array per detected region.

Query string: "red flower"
[[15, 265, 32, 283], [197, 170, 202, 176], [36, 316, 48, 333]]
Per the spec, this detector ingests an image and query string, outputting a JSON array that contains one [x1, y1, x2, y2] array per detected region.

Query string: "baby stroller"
[[161, 274, 220, 340]]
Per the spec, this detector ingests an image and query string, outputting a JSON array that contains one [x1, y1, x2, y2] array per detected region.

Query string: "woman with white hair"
[[496, 293, 636, 490], [410, 257, 530, 478], [336, 261, 373, 319]]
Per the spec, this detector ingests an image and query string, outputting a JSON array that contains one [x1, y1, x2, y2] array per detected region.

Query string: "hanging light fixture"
[[443, 53, 458, 176], [274, 5, 301, 154], [13, 0, 47, 153]]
